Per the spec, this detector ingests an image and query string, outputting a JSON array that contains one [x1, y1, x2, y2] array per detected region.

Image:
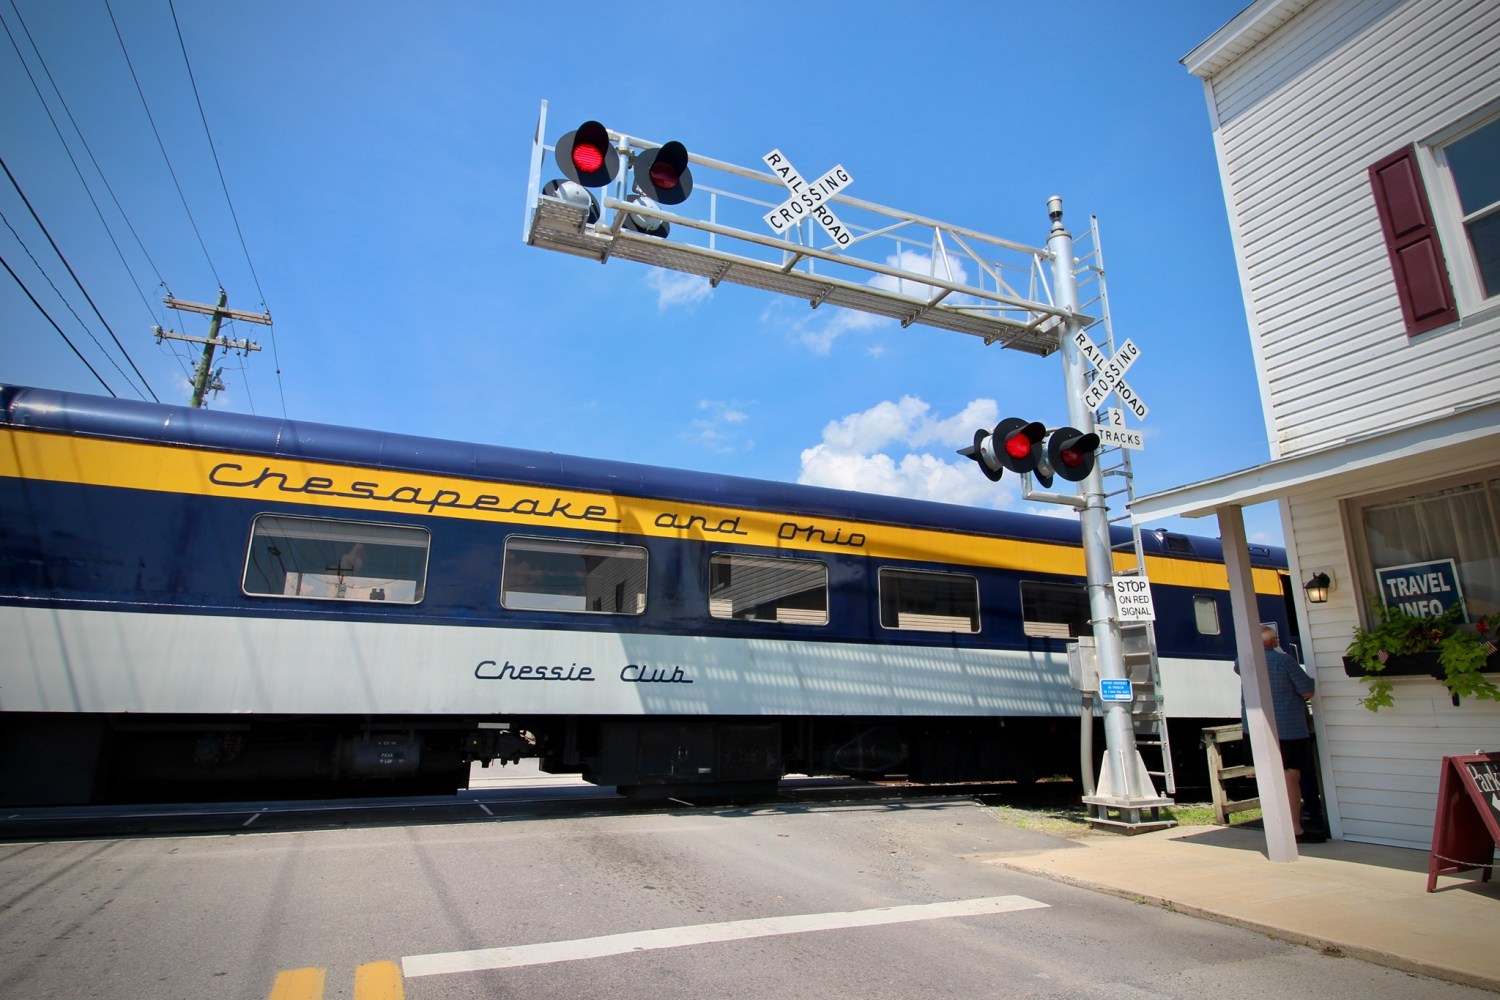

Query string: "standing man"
[[1238, 624, 1322, 843]]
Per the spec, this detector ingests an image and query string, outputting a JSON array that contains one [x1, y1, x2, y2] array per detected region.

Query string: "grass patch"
[[992, 801, 1262, 838]]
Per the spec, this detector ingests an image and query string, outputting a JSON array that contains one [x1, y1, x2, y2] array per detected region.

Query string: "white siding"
[[1207, 0, 1500, 460], [1286, 456, 1500, 849]]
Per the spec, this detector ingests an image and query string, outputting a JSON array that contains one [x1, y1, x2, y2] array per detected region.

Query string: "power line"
[[1, 207, 147, 397], [166, 0, 261, 307], [1, 0, 166, 324], [102, 0, 220, 289], [0, 250, 116, 396], [0, 154, 158, 401], [165, 0, 287, 417]]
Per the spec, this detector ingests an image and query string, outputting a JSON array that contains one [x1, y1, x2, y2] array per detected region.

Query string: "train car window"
[[1194, 594, 1222, 635], [709, 554, 828, 624], [1020, 580, 1089, 638], [879, 568, 980, 632], [501, 536, 647, 614], [243, 515, 429, 603]]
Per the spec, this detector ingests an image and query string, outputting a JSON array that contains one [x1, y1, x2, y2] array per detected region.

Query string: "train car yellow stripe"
[[0, 427, 1281, 593]]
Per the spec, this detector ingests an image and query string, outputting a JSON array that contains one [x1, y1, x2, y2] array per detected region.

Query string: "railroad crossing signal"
[[959, 418, 1096, 489], [545, 119, 695, 238], [1046, 426, 1101, 482], [555, 120, 619, 188], [634, 142, 694, 205]]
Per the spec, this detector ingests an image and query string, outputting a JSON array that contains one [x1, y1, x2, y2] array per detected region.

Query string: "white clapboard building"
[[1134, 0, 1500, 849]]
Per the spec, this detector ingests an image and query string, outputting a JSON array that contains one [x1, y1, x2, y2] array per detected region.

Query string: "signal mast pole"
[[1047, 197, 1164, 816]]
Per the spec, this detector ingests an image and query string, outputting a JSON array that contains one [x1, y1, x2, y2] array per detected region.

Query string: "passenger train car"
[[0, 386, 1294, 805]]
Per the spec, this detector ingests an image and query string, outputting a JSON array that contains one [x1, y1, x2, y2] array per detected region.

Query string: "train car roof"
[[0, 385, 1286, 567]]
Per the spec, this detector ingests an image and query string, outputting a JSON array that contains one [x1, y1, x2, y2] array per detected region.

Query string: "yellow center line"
[[354, 961, 405, 999], [267, 967, 325, 1000], [265, 962, 404, 1000]]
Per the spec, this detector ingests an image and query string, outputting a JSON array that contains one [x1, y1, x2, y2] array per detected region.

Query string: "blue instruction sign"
[[1377, 559, 1466, 620], [1099, 678, 1133, 703]]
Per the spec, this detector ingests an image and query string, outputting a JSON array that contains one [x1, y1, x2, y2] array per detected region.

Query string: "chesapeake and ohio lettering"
[[778, 520, 866, 548], [654, 511, 748, 535], [209, 462, 620, 524]]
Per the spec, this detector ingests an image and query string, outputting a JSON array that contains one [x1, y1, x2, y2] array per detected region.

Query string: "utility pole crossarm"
[[163, 296, 273, 326], [156, 289, 268, 408], [154, 329, 262, 352]]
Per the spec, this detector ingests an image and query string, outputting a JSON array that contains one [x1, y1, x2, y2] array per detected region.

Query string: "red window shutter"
[[1368, 144, 1458, 336]]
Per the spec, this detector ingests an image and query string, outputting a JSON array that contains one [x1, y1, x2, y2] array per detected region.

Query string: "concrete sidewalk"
[[987, 824, 1500, 992]]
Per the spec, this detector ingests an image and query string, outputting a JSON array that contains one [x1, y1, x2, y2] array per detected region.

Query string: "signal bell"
[[540, 179, 600, 225], [554, 120, 619, 188], [622, 194, 669, 238]]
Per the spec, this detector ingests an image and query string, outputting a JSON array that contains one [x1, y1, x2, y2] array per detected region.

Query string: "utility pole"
[[154, 289, 271, 408]]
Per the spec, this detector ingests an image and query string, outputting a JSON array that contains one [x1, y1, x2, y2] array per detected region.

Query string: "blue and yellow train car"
[[0, 386, 1293, 804]]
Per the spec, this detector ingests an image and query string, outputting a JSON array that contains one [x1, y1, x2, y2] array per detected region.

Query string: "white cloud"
[[797, 396, 1016, 509], [645, 268, 712, 310], [765, 299, 884, 356], [869, 249, 970, 300], [687, 399, 754, 454], [767, 248, 974, 355]]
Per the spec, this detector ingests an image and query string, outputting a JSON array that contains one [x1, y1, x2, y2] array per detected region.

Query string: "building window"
[[1437, 113, 1500, 300], [708, 553, 827, 624], [243, 515, 429, 603], [1376, 106, 1500, 333], [1020, 580, 1089, 639], [501, 536, 647, 614], [880, 568, 980, 633], [1351, 471, 1500, 622]]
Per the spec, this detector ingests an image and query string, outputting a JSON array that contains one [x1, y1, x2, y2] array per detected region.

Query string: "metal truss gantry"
[[524, 101, 1089, 358]]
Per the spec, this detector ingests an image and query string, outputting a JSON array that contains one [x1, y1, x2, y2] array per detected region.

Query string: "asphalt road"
[[0, 770, 1488, 999]]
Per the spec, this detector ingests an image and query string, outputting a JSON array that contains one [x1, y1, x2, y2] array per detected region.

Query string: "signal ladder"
[[1072, 216, 1175, 797]]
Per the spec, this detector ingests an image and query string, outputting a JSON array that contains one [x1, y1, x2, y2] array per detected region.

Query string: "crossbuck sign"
[[763, 150, 854, 248], [1073, 329, 1149, 421]]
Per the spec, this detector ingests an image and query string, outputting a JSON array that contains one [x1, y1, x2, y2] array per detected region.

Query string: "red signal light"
[[572, 142, 606, 175], [1004, 434, 1033, 460], [1046, 427, 1101, 483], [649, 161, 680, 191], [553, 120, 619, 189], [633, 141, 693, 206]]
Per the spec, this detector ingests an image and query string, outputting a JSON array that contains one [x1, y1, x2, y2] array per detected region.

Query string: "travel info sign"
[[1113, 576, 1156, 622], [1378, 559, 1466, 620]]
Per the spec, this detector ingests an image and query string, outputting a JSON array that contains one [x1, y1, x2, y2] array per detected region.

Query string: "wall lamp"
[[1304, 571, 1332, 604]]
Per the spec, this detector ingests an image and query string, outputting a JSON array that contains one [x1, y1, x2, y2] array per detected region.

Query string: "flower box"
[[1342, 648, 1500, 679]]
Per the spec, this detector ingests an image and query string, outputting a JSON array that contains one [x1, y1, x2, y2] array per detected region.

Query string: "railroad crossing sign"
[[1073, 329, 1149, 420], [1097, 424, 1144, 450], [763, 149, 854, 248]]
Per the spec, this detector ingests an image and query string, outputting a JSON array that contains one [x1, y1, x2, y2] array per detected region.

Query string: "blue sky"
[[0, 1, 1285, 545]]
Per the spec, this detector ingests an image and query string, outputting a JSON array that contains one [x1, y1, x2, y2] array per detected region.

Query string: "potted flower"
[[1343, 603, 1500, 711]]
